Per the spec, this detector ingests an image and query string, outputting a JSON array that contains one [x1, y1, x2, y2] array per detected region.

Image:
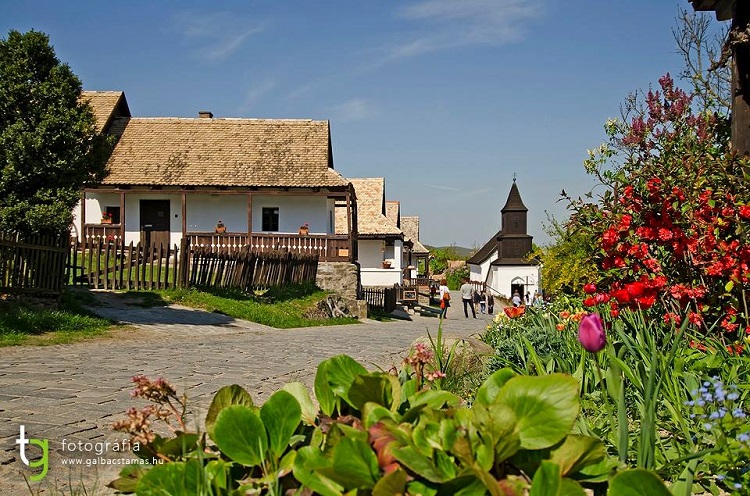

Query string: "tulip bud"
[[578, 313, 606, 353], [583, 283, 597, 294]]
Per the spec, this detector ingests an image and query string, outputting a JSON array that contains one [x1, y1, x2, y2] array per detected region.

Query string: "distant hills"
[[423, 245, 475, 259]]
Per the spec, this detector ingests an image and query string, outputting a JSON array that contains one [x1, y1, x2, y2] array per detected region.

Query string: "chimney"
[[198, 111, 213, 119]]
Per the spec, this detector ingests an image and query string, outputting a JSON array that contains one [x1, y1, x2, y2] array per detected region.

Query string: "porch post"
[[346, 189, 353, 260], [119, 190, 125, 241], [80, 192, 86, 242], [247, 193, 253, 243], [181, 191, 187, 238]]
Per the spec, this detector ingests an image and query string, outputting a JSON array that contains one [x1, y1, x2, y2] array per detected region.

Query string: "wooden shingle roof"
[[401, 216, 429, 255], [101, 117, 347, 188], [80, 91, 129, 133], [336, 178, 403, 237]]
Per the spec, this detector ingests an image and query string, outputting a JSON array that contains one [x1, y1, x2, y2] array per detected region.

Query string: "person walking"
[[479, 290, 487, 314], [512, 291, 522, 307], [487, 291, 495, 314], [438, 278, 451, 319], [460, 279, 477, 318]]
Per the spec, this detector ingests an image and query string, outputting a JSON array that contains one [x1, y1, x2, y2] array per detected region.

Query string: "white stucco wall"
[[252, 195, 331, 234], [74, 192, 335, 245], [360, 268, 402, 287], [488, 265, 540, 300], [357, 239, 405, 287]]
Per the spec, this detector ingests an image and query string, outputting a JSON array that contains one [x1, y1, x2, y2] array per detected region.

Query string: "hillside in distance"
[[423, 244, 475, 259]]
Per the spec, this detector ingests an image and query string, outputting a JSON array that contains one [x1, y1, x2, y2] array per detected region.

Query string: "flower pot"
[[101, 218, 112, 225], [215, 226, 226, 234], [382, 261, 392, 269], [298, 227, 309, 235]]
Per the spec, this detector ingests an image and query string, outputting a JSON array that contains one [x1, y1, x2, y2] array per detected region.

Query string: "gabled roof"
[[466, 229, 501, 265], [337, 178, 403, 237], [80, 91, 130, 133], [501, 181, 528, 213], [385, 201, 400, 228], [401, 216, 429, 255], [101, 117, 348, 188]]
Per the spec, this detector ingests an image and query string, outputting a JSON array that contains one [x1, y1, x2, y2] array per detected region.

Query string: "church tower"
[[499, 179, 533, 260]]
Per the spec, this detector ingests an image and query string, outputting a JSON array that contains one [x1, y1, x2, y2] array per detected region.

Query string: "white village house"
[[337, 178, 404, 287], [467, 180, 541, 301], [73, 91, 356, 264]]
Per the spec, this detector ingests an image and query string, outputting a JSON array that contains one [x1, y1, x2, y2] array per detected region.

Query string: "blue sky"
[[1, 1, 726, 248]]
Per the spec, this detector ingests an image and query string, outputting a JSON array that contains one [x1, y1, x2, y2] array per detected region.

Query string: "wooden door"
[[140, 200, 170, 248]]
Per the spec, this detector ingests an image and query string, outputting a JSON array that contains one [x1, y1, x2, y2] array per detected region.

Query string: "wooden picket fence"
[[359, 286, 398, 313], [0, 232, 69, 296], [67, 238, 318, 291]]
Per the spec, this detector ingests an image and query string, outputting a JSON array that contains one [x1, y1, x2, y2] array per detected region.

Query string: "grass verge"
[[0, 292, 115, 347], [134, 283, 359, 328]]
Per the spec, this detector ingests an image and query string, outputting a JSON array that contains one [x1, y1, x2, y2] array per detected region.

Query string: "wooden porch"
[[82, 225, 352, 262]]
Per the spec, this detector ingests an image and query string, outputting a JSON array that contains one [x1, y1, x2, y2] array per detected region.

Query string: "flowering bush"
[[571, 74, 750, 344]]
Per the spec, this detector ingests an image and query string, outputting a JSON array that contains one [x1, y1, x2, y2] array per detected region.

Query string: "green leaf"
[[393, 445, 450, 483], [548, 435, 606, 476], [293, 446, 344, 496], [136, 459, 203, 495], [323, 437, 379, 489], [106, 464, 148, 493], [474, 368, 516, 407], [410, 389, 462, 409], [260, 389, 302, 458], [348, 373, 400, 411], [205, 384, 254, 439], [559, 478, 586, 496], [156, 433, 200, 459], [472, 402, 520, 462], [315, 355, 368, 414], [497, 374, 580, 450], [315, 360, 336, 416], [608, 469, 671, 496], [212, 405, 267, 466], [362, 402, 397, 429], [282, 381, 318, 425], [203, 459, 233, 491], [372, 468, 408, 496], [725, 280, 734, 292], [530, 460, 561, 496]]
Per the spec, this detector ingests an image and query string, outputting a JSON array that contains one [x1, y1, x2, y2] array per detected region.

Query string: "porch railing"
[[187, 232, 351, 262], [79, 228, 352, 262]]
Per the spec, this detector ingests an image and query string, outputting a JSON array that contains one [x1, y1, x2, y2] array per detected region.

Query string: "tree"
[[0, 30, 110, 236]]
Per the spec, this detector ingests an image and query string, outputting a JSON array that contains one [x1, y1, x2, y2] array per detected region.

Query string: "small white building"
[[337, 178, 404, 287], [467, 180, 540, 301]]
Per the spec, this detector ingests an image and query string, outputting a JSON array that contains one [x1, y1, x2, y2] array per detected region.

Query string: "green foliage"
[[445, 264, 469, 290], [0, 30, 111, 236], [146, 285, 358, 328], [482, 298, 750, 495], [0, 291, 112, 346], [529, 217, 599, 296], [112, 355, 669, 495]]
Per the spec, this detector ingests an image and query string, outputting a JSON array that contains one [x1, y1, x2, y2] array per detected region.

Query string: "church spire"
[[501, 180, 528, 213]]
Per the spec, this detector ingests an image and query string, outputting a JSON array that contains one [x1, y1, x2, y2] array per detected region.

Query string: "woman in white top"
[[438, 278, 451, 319]]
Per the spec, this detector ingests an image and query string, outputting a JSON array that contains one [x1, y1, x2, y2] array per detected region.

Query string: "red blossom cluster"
[[573, 74, 750, 347]]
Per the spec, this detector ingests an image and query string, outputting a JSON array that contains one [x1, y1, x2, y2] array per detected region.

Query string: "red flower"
[[583, 297, 597, 307], [504, 306, 525, 319], [583, 283, 597, 294], [738, 205, 750, 220]]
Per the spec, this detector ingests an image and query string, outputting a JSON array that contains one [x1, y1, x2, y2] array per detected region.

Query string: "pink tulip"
[[578, 313, 606, 353]]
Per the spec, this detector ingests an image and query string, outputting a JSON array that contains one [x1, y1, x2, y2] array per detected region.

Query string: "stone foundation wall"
[[316, 262, 366, 318]]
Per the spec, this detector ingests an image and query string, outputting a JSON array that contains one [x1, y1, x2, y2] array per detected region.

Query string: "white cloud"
[[385, 0, 544, 60], [331, 98, 376, 122], [172, 11, 266, 61], [238, 79, 275, 114]]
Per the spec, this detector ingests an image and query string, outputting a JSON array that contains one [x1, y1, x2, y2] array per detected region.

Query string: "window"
[[262, 207, 279, 231], [106, 206, 121, 224]]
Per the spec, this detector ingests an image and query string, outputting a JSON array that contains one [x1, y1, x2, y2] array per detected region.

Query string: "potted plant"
[[215, 220, 226, 234], [298, 222, 309, 235], [382, 259, 393, 269], [101, 212, 113, 224]]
